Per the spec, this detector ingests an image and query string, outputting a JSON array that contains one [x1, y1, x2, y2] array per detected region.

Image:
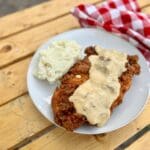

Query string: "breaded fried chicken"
[[52, 47, 140, 131]]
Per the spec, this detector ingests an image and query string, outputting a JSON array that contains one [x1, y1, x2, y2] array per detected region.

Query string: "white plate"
[[27, 28, 150, 134]]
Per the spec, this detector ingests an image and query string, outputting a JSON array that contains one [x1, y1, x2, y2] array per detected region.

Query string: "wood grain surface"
[[21, 128, 101, 150], [0, 0, 149, 149], [0, 0, 100, 39], [0, 57, 31, 105], [0, 15, 79, 69], [20, 100, 150, 150], [0, 95, 51, 149]]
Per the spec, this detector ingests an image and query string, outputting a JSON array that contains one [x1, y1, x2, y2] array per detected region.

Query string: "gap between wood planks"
[[114, 124, 150, 150], [0, 24, 78, 70], [0, 92, 27, 107], [8, 125, 56, 150], [0, 0, 102, 40]]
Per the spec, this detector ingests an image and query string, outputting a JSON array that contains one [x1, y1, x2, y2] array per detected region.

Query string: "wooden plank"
[[126, 132, 150, 150], [0, 57, 31, 105], [21, 128, 101, 150], [0, 94, 51, 150], [0, 14, 79, 69], [20, 100, 150, 150], [0, 0, 100, 39]]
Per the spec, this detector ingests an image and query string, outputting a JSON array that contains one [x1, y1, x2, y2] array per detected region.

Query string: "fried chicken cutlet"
[[52, 47, 140, 131]]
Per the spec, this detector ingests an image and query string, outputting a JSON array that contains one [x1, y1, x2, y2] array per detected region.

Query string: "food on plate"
[[34, 40, 81, 83], [52, 46, 140, 131]]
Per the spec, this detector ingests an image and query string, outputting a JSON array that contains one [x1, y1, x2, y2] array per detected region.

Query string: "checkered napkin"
[[71, 0, 150, 66]]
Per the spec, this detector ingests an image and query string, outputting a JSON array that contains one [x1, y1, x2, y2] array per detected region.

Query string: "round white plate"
[[27, 28, 150, 134]]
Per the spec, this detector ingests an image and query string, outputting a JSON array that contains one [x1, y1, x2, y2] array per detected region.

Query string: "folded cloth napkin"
[[71, 0, 150, 66]]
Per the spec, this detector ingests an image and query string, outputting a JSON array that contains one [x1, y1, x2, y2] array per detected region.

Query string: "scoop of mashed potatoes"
[[34, 40, 81, 83]]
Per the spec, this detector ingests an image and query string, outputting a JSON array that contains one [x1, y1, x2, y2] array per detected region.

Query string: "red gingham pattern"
[[71, 0, 150, 66]]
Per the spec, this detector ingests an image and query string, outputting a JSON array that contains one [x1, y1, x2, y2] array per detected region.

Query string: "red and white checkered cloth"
[[71, 0, 150, 66]]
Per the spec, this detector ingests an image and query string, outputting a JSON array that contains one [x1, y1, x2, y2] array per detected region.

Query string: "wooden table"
[[0, 0, 149, 149]]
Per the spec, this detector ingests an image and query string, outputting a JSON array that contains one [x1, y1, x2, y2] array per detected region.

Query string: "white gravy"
[[69, 46, 127, 126]]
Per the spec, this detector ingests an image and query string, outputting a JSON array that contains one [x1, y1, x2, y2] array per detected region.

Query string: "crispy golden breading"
[[52, 47, 140, 131]]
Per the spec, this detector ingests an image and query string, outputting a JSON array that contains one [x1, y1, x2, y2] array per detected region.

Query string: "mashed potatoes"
[[34, 40, 81, 83]]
